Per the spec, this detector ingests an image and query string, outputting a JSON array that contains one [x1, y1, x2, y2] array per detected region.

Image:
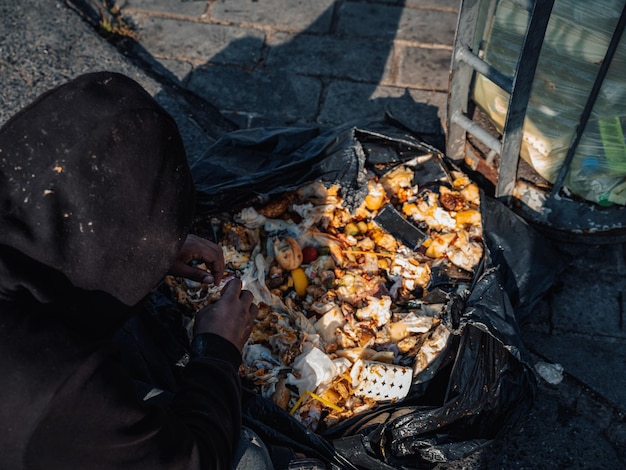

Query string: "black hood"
[[0, 72, 194, 322]]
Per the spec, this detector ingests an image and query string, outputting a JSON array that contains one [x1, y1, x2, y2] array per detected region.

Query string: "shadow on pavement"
[[67, 0, 444, 152]]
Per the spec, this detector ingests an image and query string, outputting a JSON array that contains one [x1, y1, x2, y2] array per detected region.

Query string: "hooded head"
[[0, 72, 194, 310]]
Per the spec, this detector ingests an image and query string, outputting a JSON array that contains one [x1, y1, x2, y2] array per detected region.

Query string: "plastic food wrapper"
[[352, 360, 413, 401], [535, 361, 565, 385], [473, 0, 626, 206], [287, 344, 338, 397], [185, 119, 567, 468]]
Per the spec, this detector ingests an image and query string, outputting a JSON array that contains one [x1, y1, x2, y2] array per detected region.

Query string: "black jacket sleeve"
[[172, 333, 243, 468], [25, 334, 243, 470]]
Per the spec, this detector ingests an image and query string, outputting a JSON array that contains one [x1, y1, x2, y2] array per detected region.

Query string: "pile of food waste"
[[166, 156, 483, 431]]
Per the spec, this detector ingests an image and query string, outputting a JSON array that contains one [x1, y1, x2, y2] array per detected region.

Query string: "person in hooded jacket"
[[0, 71, 265, 469]]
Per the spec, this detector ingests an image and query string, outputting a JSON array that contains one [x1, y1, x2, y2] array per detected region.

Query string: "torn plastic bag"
[[189, 120, 565, 468], [191, 120, 445, 214]]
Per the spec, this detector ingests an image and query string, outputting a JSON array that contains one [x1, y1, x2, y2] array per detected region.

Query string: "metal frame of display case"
[[447, 0, 626, 243]]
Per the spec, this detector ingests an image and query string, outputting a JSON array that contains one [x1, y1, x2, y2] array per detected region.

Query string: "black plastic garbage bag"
[[189, 119, 565, 468]]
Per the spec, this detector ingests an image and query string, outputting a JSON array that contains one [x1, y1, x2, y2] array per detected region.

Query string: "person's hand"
[[193, 279, 258, 352], [169, 234, 224, 285]]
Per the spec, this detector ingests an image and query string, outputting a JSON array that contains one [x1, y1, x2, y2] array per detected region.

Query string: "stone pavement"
[[1, 0, 625, 468], [118, 0, 456, 136]]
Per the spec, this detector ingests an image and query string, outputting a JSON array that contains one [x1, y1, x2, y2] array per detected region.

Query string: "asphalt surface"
[[1, 0, 625, 468]]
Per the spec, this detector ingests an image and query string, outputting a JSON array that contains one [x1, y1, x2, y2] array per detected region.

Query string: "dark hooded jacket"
[[0, 72, 242, 469]]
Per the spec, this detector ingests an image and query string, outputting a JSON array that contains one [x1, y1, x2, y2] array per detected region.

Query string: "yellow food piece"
[[335, 347, 378, 362], [402, 202, 418, 217], [291, 268, 308, 297], [371, 230, 398, 252], [356, 221, 369, 234], [388, 321, 409, 342], [364, 181, 385, 211], [455, 209, 481, 226], [460, 183, 480, 206], [425, 233, 456, 259], [380, 165, 414, 196], [344, 222, 360, 236]]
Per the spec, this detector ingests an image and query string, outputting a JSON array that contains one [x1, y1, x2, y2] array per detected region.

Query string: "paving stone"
[[607, 419, 626, 461], [187, 64, 321, 125], [158, 58, 194, 83], [472, 377, 624, 470], [266, 32, 393, 83], [575, 385, 615, 430], [524, 332, 626, 412], [391, 44, 452, 91], [337, 1, 457, 45], [133, 16, 265, 65], [122, 0, 208, 17], [550, 267, 626, 341], [210, 0, 335, 32], [319, 80, 446, 134]]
